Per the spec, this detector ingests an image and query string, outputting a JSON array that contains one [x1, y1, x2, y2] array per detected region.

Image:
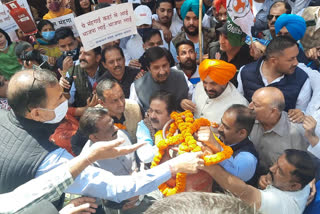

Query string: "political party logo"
[[227, 0, 252, 20]]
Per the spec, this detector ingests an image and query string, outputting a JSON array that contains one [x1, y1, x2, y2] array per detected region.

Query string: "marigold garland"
[[114, 123, 126, 130], [151, 110, 233, 197]]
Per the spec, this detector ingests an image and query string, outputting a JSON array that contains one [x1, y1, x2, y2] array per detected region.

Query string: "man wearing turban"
[[203, 0, 227, 30], [181, 59, 248, 123], [275, 14, 306, 41], [170, 0, 216, 63]]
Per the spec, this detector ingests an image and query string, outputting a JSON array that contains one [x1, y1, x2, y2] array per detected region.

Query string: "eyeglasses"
[[267, 15, 280, 21]]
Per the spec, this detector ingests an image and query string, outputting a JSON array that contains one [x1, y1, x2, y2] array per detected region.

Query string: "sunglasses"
[[267, 15, 280, 21]]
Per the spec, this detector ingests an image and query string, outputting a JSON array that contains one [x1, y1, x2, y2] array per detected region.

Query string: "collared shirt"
[[254, 0, 311, 31], [259, 184, 310, 214], [124, 32, 169, 65], [237, 62, 312, 111], [249, 111, 309, 174], [136, 120, 159, 163], [82, 130, 137, 175], [67, 66, 101, 105], [193, 82, 248, 122], [98, 66, 139, 98], [0, 164, 73, 214], [35, 147, 171, 203], [129, 70, 194, 108], [219, 147, 257, 182], [113, 114, 125, 124]]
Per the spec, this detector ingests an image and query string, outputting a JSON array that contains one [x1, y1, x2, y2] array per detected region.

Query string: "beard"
[[180, 59, 197, 72], [183, 25, 199, 36]]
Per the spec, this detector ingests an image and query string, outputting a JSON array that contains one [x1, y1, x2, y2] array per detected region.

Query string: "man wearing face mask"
[[0, 69, 204, 210], [43, 0, 73, 20], [124, 5, 168, 65]]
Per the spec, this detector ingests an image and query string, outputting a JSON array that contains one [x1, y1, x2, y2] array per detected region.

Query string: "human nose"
[[217, 124, 224, 132], [79, 52, 84, 60]]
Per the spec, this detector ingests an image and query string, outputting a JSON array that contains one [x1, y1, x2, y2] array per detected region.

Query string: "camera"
[[20, 50, 51, 70], [66, 50, 75, 57], [64, 49, 78, 61]]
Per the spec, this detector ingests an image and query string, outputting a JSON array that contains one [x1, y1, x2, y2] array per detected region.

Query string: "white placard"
[[49, 13, 79, 37], [74, 3, 137, 51]]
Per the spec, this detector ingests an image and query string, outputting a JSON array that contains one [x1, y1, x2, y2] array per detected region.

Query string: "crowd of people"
[[1, 0, 320, 213]]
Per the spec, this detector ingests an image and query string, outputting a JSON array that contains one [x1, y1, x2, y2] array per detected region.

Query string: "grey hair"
[[145, 192, 260, 214]]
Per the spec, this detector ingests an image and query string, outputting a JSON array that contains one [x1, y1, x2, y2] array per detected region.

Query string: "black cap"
[[217, 22, 227, 35]]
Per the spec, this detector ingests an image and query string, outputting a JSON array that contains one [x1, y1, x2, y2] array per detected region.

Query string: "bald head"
[[8, 69, 58, 116], [254, 87, 285, 112]]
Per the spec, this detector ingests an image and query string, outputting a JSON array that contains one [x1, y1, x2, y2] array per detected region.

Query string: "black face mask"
[[137, 27, 152, 38]]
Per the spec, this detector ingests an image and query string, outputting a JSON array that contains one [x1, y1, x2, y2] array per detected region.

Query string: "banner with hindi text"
[[74, 3, 137, 51]]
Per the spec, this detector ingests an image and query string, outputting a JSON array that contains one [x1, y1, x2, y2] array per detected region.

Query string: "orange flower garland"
[[151, 110, 233, 196], [114, 123, 126, 130]]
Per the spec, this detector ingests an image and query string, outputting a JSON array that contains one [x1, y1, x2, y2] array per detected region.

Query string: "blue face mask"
[[42, 31, 55, 41]]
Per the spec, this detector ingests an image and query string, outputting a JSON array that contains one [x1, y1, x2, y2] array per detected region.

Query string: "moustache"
[[218, 130, 224, 138], [150, 118, 159, 124], [185, 58, 194, 64], [114, 66, 122, 70], [80, 59, 88, 64], [205, 89, 216, 94], [157, 73, 168, 78]]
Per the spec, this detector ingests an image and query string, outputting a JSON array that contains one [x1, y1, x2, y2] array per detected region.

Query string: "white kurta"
[[193, 82, 248, 123]]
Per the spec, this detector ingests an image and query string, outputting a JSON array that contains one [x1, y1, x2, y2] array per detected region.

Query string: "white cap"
[[134, 5, 152, 27]]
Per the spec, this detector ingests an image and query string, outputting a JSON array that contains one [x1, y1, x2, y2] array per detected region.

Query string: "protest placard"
[[74, 3, 137, 51], [0, 0, 32, 32], [49, 13, 79, 37]]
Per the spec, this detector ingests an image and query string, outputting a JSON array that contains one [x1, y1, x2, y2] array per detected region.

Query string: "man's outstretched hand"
[[83, 138, 146, 163]]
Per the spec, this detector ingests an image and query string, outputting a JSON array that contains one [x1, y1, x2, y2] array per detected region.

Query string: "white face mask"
[[42, 100, 68, 124]]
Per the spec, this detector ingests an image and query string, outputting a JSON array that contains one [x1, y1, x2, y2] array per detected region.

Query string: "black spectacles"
[[267, 15, 280, 21]]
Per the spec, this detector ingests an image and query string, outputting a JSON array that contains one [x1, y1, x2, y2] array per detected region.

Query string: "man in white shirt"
[[0, 69, 205, 207], [125, 5, 168, 65], [181, 59, 248, 123], [152, 0, 183, 39], [202, 146, 315, 214], [237, 36, 312, 123]]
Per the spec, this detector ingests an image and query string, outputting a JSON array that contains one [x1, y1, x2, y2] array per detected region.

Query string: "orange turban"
[[199, 59, 236, 85]]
